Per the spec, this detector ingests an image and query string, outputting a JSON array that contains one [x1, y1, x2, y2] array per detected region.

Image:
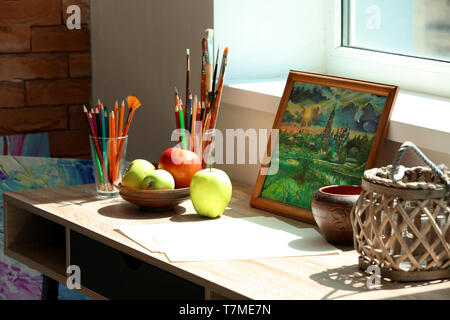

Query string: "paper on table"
[[118, 217, 341, 262]]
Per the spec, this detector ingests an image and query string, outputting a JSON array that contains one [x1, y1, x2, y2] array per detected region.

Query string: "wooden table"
[[3, 182, 449, 300]]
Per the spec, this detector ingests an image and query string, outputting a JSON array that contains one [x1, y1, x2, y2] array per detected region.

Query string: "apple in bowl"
[[117, 159, 188, 208], [158, 147, 203, 188]]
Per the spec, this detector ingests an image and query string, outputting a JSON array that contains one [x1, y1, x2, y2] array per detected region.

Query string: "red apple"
[[158, 147, 202, 188]]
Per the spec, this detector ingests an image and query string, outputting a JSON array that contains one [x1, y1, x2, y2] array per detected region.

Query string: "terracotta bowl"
[[311, 185, 363, 245], [114, 182, 190, 208]]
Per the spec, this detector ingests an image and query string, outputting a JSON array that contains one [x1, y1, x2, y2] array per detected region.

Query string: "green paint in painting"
[[261, 82, 387, 210]]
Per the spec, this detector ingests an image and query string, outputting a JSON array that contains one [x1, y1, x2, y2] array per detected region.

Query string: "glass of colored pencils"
[[88, 135, 128, 198], [84, 96, 142, 197]]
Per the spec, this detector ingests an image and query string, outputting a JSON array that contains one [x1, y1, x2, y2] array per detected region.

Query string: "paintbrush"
[[123, 95, 142, 136], [205, 29, 213, 96], [210, 47, 229, 130], [185, 48, 190, 122], [116, 95, 142, 166], [210, 46, 220, 110], [201, 38, 207, 106]]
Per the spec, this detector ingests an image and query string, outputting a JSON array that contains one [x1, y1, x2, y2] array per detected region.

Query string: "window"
[[325, 0, 450, 98], [342, 0, 450, 63], [215, 0, 450, 98]]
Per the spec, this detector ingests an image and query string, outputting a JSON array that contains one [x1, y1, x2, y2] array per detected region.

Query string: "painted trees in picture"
[[260, 81, 388, 211]]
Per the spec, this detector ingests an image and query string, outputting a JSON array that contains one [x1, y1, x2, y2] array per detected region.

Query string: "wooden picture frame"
[[250, 70, 399, 223]]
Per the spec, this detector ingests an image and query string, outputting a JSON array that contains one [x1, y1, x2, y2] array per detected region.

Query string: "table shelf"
[[4, 200, 67, 282]]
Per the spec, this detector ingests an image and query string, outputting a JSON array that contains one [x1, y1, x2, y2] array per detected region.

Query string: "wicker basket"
[[351, 142, 450, 281]]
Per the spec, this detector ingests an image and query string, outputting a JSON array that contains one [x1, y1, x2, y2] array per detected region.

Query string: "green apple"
[[121, 159, 155, 189], [190, 168, 232, 218], [142, 169, 175, 190]]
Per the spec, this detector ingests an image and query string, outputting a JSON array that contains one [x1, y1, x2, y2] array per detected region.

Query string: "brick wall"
[[0, 0, 91, 158]]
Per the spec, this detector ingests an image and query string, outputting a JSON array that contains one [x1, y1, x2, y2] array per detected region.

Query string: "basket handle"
[[389, 141, 450, 191]]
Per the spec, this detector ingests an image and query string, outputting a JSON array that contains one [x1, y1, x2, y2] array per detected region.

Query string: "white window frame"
[[325, 0, 450, 99]]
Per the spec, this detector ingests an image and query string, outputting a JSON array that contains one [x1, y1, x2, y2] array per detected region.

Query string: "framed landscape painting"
[[250, 71, 399, 223]]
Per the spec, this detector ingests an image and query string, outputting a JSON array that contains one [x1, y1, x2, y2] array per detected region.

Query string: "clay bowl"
[[114, 182, 190, 208], [311, 185, 363, 245]]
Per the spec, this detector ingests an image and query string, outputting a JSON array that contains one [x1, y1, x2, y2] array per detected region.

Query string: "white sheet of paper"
[[118, 217, 341, 262]]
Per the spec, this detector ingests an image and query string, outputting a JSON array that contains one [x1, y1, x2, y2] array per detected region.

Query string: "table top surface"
[[4, 181, 449, 300]]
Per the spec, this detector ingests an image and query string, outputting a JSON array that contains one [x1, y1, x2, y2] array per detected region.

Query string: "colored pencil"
[[118, 100, 124, 137], [191, 95, 198, 152], [103, 109, 109, 186], [108, 112, 112, 179], [83, 106, 102, 162], [90, 120, 105, 188], [98, 101, 104, 159], [175, 102, 181, 144], [90, 108, 98, 137], [114, 101, 119, 137], [104, 107, 109, 136], [84, 109, 105, 187], [95, 108, 100, 137], [186, 91, 192, 135], [174, 87, 181, 134], [196, 100, 202, 154], [110, 111, 117, 182], [178, 97, 187, 150], [100, 104, 105, 138], [97, 99, 103, 135]]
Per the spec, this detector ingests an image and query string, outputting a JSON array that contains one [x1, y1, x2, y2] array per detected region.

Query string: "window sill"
[[222, 81, 450, 154]]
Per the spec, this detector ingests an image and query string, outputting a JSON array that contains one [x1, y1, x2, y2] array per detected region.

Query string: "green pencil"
[[86, 111, 106, 189], [178, 104, 187, 150], [94, 150, 105, 187], [100, 105, 108, 181]]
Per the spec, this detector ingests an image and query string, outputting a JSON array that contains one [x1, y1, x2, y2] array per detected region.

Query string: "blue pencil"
[[100, 106, 107, 175], [104, 107, 109, 137]]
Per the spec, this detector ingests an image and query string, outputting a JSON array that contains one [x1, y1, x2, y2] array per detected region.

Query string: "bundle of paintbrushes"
[[174, 29, 229, 166], [83, 95, 142, 193]]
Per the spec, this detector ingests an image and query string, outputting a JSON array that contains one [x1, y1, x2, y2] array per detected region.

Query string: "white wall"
[[214, 0, 326, 81], [91, 0, 213, 162]]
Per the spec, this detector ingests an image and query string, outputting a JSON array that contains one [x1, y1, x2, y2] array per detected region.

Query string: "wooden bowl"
[[114, 182, 190, 208], [311, 185, 363, 245]]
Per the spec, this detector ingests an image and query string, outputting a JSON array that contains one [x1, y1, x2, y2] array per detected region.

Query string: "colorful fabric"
[[0, 156, 95, 300], [0, 133, 50, 157]]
